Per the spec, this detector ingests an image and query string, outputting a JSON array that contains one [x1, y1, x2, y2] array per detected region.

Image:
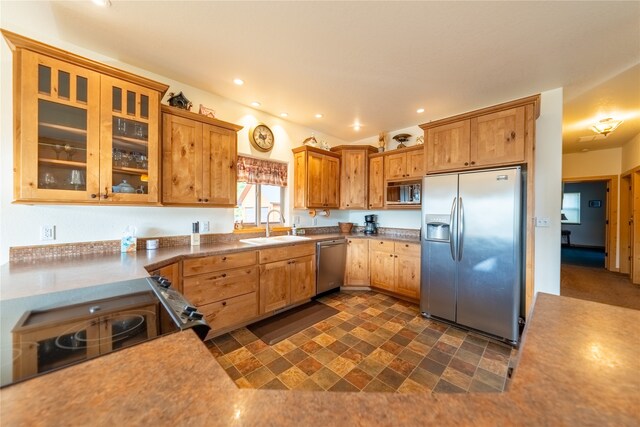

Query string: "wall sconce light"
[[591, 118, 623, 137]]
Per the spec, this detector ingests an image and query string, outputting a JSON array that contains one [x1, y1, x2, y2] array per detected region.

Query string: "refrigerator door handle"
[[449, 197, 457, 261], [458, 197, 465, 261]]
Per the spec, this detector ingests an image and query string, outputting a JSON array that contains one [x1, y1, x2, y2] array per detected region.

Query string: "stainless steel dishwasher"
[[316, 239, 347, 294]]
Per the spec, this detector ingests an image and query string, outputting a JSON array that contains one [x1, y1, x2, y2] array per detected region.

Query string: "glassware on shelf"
[[113, 148, 123, 167], [42, 172, 56, 189], [69, 170, 85, 191], [115, 118, 127, 136], [53, 144, 64, 160], [133, 123, 144, 139], [64, 144, 75, 161]]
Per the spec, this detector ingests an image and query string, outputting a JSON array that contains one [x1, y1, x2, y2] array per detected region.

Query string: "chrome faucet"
[[265, 209, 285, 237]]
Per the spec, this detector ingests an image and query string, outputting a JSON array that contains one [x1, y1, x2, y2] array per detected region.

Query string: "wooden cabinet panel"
[[370, 239, 394, 253], [323, 155, 340, 208], [200, 292, 259, 331], [407, 147, 425, 178], [369, 156, 385, 209], [385, 152, 407, 180], [394, 242, 420, 257], [291, 146, 340, 209], [183, 251, 257, 276], [293, 151, 307, 209], [161, 113, 203, 203], [161, 106, 241, 206], [337, 149, 369, 209], [289, 255, 316, 304], [395, 255, 420, 299], [202, 124, 236, 205], [345, 238, 369, 286], [183, 266, 258, 306], [369, 248, 395, 291], [426, 120, 471, 173], [307, 151, 325, 207], [259, 260, 290, 313], [151, 262, 181, 293], [259, 243, 315, 264], [471, 106, 525, 167]]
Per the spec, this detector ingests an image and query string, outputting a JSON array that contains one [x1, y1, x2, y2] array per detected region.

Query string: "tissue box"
[[121, 236, 137, 253]]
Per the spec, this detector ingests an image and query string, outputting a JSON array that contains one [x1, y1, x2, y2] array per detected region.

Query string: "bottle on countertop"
[[191, 222, 200, 246], [291, 224, 297, 236]]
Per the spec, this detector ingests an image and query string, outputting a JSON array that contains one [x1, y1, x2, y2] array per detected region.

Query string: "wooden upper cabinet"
[[425, 120, 471, 173], [330, 145, 376, 209], [421, 95, 539, 174], [368, 156, 385, 209], [292, 146, 340, 209], [471, 107, 525, 167], [4, 30, 168, 204], [161, 106, 241, 206], [384, 145, 425, 180]]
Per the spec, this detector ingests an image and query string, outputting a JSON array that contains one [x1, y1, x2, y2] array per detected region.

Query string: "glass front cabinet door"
[[6, 31, 167, 205], [16, 50, 102, 202]]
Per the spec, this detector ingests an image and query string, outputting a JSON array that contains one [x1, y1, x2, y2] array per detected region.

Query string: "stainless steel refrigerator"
[[420, 167, 523, 344]]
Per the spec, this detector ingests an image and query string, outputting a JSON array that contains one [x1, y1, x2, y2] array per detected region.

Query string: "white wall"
[[534, 88, 564, 296], [562, 148, 622, 178], [621, 132, 640, 173], [0, 9, 349, 263]]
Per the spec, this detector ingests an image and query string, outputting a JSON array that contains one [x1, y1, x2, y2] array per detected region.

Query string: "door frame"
[[621, 166, 640, 284], [562, 175, 618, 271]]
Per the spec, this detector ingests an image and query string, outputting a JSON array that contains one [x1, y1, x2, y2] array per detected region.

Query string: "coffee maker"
[[364, 214, 378, 235]]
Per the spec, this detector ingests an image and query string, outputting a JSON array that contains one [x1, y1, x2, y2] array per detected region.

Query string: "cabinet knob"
[[389, 254, 393, 257], [395, 255, 398, 258], [90, 193, 98, 199], [222, 257, 227, 261], [198, 198, 202, 202], [511, 131, 516, 139], [221, 273, 227, 278], [222, 301, 227, 306], [470, 161, 476, 165], [204, 199, 209, 203], [464, 162, 469, 166]]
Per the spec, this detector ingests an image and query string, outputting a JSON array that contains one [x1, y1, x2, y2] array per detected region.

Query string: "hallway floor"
[[561, 263, 640, 310], [207, 291, 516, 393]]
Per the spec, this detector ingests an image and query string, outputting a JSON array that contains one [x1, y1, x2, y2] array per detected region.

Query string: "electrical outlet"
[[294, 215, 301, 225], [40, 225, 55, 241], [201, 221, 210, 233], [312, 218, 318, 226], [535, 217, 550, 227]]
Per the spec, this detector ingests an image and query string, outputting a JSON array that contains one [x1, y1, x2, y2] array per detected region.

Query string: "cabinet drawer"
[[394, 242, 420, 256], [369, 240, 394, 253], [183, 266, 258, 306], [183, 251, 257, 276], [200, 292, 259, 331], [259, 243, 315, 264]]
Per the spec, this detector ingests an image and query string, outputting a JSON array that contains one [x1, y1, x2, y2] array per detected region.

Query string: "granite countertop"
[[0, 232, 419, 301], [1, 293, 638, 426]]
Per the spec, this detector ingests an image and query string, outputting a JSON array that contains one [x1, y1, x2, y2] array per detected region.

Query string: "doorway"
[[560, 176, 617, 271], [620, 167, 640, 284]]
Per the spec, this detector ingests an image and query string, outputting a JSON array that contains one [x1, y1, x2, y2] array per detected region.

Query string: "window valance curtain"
[[237, 155, 288, 187]]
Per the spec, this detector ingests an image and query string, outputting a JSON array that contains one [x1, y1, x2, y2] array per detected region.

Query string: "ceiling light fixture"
[[315, 114, 323, 119], [233, 78, 244, 86], [280, 112, 288, 118], [353, 122, 361, 131], [591, 118, 623, 137], [91, 0, 111, 6], [416, 108, 425, 114], [251, 101, 261, 107]]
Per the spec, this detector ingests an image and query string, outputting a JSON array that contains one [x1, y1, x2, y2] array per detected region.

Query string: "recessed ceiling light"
[[416, 108, 425, 114], [251, 101, 261, 107], [280, 112, 289, 118], [353, 122, 361, 131], [91, 0, 111, 6], [233, 78, 244, 86], [315, 114, 323, 119]]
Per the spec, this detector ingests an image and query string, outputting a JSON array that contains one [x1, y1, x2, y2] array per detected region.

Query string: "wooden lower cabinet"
[[345, 238, 369, 286], [369, 240, 421, 300], [200, 292, 259, 332], [259, 244, 316, 314]]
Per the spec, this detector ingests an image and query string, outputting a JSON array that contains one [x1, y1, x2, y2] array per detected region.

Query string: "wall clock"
[[249, 123, 275, 152]]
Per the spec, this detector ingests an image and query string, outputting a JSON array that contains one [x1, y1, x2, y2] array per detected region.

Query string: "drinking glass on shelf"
[[64, 144, 75, 161], [134, 124, 144, 139], [116, 118, 127, 136], [69, 170, 85, 191], [53, 144, 64, 160], [42, 172, 56, 189], [113, 148, 122, 167]]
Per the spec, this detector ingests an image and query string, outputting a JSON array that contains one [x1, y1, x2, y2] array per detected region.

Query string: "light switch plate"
[[40, 225, 55, 241], [201, 221, 210, 233], [535, 217, 550, 227]]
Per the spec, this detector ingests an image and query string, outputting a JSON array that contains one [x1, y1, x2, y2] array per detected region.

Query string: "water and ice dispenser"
[[424, 214, 451, 242]]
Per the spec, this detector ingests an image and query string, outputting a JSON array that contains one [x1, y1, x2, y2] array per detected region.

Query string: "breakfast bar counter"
[[1, 293, 638, 426]]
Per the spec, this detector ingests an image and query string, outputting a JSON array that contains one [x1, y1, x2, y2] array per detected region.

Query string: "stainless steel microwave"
[[386, 180, 421, 205]]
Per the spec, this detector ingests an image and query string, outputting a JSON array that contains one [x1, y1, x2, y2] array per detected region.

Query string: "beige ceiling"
[[2, 1, 640, 146]]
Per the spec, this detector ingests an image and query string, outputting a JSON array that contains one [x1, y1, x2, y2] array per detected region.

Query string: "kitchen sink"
[[239, 235, 311, 245]]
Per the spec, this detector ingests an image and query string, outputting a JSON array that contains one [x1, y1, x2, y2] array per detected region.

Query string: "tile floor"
[[206, 291, 516, 393]]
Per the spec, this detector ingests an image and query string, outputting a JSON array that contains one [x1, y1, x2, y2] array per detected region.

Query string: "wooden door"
[[425, 120, 471, 173], [259, 260, 290, 313], [369, 156, 384, 209], [633, 171, 640, 284], [470, 107, 525, 167], [307, 151, 324, 207], [620, 174, 632, 275], [406, 147, 425, 178], [395, 255, 420, 299], [162, 113, 203, 204], [385, 152, 407, 180], [293, 151, 307, 208], [369, 249, 395, 291], [100, 76, 160, 204], [345, 239, 369, 286], [289, 255, 316, 304], [323, 155, 340, 208], [340, 149, 368, 209], [202, 124, 237, 206], [16, 50, 101, 202]]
